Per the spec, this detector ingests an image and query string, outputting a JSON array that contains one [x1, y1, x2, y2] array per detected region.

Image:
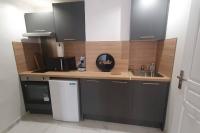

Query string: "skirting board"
[[1, 116, 22, 133]]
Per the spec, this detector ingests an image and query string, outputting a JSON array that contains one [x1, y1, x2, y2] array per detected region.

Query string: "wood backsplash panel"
[[12, 42, 28, 73], [86, 42, 129, 72], [23, 42, 42, 70], [64, 41, 86, 63], [157, 38, 177, 77], [129, 41, 158, 70], [121, 41, 130, 59], [12, 42, 41, 73]]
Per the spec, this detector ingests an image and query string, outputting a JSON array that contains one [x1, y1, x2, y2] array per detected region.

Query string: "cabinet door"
[[130, 0, 169, 40], [24, 12, 55, 33], [81, 79, 105, 117], [80, 79, 130, 122], [53, 2, 85, 42], [129, 81, 169, 127], [104, 80, 130, 120]]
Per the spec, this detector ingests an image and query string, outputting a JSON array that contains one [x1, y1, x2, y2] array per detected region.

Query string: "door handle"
[[177, 70, 187, 89]]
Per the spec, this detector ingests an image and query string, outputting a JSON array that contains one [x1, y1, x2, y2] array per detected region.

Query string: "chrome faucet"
[[149, 63, 155, 77]]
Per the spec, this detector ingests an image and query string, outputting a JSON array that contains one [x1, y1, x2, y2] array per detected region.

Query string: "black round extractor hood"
[[96, 53, 115, 72]]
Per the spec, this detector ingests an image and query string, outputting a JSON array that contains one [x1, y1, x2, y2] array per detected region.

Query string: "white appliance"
[[49, 80, 80, 122]]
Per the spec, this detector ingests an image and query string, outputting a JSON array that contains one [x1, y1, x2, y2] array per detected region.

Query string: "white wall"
[[85, 0, 131, 41], [120, 0, 131, 41], [164, 0, 192, 133], [0, 1, 36, 132]]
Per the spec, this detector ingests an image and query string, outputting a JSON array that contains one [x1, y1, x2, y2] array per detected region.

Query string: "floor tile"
[[6, 114, 163, 133], [7, 121, 51, 133], [81, 127, 101, 133], [56, 126, 82, 133]]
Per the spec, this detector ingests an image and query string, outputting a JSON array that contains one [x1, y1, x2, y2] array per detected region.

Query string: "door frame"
[[165, 0, 200, 132]]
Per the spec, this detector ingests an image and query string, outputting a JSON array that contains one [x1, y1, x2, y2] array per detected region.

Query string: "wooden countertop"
[[19, 71, 131, 80], [19, 71, 171, 82]]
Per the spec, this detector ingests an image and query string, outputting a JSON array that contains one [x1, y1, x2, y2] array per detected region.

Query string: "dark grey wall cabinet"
[[130, 0, 170, 40], [24, 12, 55, 33], [80, 79, 130, 123], [129, 81, 169, 130], [53, 2, 86, 42]]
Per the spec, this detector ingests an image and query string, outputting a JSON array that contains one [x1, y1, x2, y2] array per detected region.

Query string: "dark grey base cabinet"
[[129, 81, 169, 130], [80, 79, 130, 123], [80, 79, 169, 130]]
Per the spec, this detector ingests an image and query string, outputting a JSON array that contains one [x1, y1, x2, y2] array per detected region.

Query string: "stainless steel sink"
[[132, 70, 164, 77]]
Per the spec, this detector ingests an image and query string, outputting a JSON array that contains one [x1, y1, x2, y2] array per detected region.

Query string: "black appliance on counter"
[[20, 76, 52, 114], [33, 56, 77, 73], [63, 57, 77, 71], [46, 57, 77, 71], [45, 57, 62, 71]]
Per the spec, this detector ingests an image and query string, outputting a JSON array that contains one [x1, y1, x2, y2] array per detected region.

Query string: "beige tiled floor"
[[6, 114, 163, 133]]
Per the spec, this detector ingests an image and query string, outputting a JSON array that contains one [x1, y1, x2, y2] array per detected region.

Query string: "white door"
[[171, 0, 200, 132]]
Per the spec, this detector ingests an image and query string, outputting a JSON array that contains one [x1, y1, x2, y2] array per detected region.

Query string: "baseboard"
[[0, 116, 22, 133]]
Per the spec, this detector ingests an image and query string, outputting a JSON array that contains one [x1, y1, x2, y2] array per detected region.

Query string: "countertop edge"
[[19, 71, 171, 82]]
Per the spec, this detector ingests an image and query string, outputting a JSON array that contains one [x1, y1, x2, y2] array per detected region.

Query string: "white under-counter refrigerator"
[[49, 79, 80, 122]]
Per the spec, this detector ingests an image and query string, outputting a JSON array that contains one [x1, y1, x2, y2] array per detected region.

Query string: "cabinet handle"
[[64, 39, 76, 41], [43, 96, 50, 102], [112, 81, 128, 84], [86, 80, 99, 83], [35, 30, 46, 32], [142, 82, 160, 85], [139, 35, 155, 39]]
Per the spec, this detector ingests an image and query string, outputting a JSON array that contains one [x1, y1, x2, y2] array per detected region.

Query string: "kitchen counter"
[[19, 71, 171, 82]]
